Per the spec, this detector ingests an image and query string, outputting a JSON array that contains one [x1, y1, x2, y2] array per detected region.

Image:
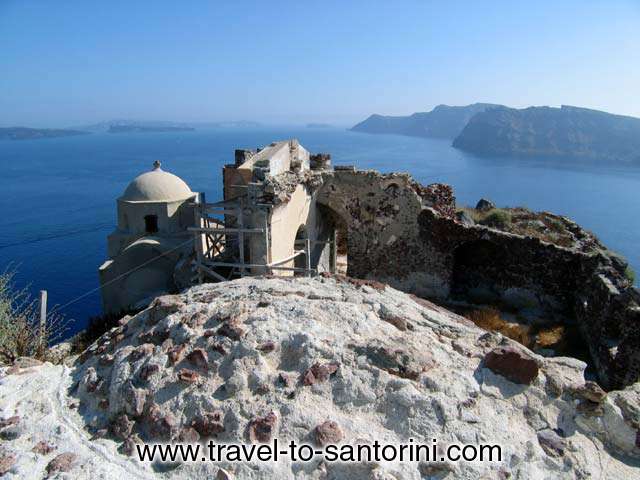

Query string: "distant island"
[[352, 103, 640, 164], [351, 103, 500, 139], [108, 125, 195, 134], [77, 119, 261, 132], [0, 127, 89, 141], [306, 123, 333, 129], [452, 105, 640, 164]]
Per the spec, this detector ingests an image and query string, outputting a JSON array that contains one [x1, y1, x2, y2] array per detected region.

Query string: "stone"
[[218, 321, 245, 340], [0, 450, 16, 476], [217, 468, 233, 480], [302, 362, 339, 385], [130, 343, 154, 361], [576, 400, 604, 417], [314, 421, 344, 446], [46, 452, 77, 475], [148, 295, 184, 325], [484, 345, 539, 385], [139, 363, 160, 381], [123, 382, 146, 417], [257, 340, 276, 353], [111, 413, 135, 440], [178, 427, 201, 443], [178, 369, 199, 383], [192, 410, 225, 437], [168, 344, 187, 364], [187, 348, 209, 369], [248, 412, 277, 443], [475, 198, 496, 211], [119, 436, 141, 457], [573, 381, 607, 403], [32, 440, 56, 455], [537, 429, 566, 457], [0, 416, 19, 430], [147, 406, 177, 440]]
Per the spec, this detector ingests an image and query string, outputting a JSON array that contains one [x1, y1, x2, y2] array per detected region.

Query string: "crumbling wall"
[[315, 170, 456, 297]]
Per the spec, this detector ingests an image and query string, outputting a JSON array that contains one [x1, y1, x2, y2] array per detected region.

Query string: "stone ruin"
[[100, 139, 640, 390]]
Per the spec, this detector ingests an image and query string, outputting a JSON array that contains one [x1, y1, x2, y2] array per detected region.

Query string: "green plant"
[[625, 266, 636, 285], [0, 269, 68, 364], [480, 209, 512, 229]]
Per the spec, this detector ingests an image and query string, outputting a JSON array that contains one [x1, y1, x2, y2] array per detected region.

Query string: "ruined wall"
[[315, 170, 456, 297]]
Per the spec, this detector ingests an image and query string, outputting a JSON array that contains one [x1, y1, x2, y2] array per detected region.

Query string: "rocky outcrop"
[[2, 277, 638, 478]]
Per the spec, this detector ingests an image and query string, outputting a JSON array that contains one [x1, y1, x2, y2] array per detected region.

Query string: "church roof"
[[120, 161, 194, 202]]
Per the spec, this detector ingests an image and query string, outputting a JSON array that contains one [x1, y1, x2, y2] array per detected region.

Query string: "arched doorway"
[[294, 225, 308, 276]]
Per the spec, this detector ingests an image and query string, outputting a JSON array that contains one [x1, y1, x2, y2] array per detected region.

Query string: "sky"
[[1, 0, 639, 127]]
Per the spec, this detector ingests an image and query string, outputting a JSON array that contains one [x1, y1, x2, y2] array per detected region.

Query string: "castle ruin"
[[99, 139, 640, 390]]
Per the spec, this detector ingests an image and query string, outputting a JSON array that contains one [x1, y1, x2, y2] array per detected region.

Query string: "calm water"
[[1, 127, 639, 337]]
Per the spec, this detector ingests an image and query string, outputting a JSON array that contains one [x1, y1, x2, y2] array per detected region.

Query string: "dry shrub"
[[465, 307, 533, 348], [0, 269, 68, 364], [535, 325, 566, 349]]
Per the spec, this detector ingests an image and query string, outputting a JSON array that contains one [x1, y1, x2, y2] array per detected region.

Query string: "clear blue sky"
[[1, 0, 639, 127]]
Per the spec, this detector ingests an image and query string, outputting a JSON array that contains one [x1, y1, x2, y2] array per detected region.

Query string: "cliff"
[[350, 103, 501, 139], [1, 276, 639, 478], [453, 105, 640, 163]]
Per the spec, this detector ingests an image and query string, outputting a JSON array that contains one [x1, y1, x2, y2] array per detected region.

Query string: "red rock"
[[32, 441, 56, 455], [139, 363, 160, 381], [178, 427, 201, 443], [573, 381, 607, 403], [302, 362, 339, 385], [218, 321, 245, 340], [168, 344, 187, 364], [203, 329, 216, 337], [131, 343, 154, 361], [0, 416, 19, 429], [178, 369, 199, 383], [46, 452, 77, 475], [192, 411, 225, 437], [210, 342, 227, 356], [147, 406, 176, 440], [0, 450, 16, 476], [248, 412, 277, 443], [187, 348, 209, 369], [314, 421, 344, 446], [257, 341, 276, 353], [484, 346, 539, 385], [137, 328, 170, 345], [111, 413, 134, 440]]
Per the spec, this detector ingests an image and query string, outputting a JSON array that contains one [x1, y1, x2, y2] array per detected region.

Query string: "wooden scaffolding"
[[189, 197, 333, 284]]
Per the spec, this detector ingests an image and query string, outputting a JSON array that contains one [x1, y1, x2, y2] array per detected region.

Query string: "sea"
[[1, 127, 639, 339]]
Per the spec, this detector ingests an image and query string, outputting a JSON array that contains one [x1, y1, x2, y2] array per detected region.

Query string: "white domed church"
[[98, 161, 201, 313]]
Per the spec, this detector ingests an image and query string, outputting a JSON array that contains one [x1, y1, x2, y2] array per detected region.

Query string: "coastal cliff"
[[350, 103, 500, 140], [452, 105, 640, 163]]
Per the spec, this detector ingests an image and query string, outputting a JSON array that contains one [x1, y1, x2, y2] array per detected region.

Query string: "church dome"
[[120, 161, 194, 202]]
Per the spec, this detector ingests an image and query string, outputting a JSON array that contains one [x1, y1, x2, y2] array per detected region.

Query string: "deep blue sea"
[[1, 127, 639, 338]]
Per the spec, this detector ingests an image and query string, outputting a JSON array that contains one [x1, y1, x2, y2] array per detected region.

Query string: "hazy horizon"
[[1, 0, 639, 128]]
